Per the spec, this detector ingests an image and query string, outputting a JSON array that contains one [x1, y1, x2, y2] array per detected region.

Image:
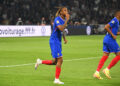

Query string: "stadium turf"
[[0, 35, 120, 86]]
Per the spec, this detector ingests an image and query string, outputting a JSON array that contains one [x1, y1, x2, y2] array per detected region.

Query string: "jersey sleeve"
[[108, 19, 116, 27], [55, 18, 62, 27]]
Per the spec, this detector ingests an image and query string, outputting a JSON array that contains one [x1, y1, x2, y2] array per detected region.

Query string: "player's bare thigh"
[[103, 52, 110, 56], [115, 52, 120, 56]]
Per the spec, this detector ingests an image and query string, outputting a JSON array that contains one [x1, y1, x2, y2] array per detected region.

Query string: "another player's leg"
[[103, 52, 120, 79], [35, 58, 57, 70], [103, 42, 120, 79], [54, 57, 64, 84], [108, 52, 120, 69], [93, 52, 109, 79]]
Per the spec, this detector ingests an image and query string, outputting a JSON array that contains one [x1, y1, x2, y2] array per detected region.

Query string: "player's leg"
[[93, 42, 110, 79], [38, 58, 57, 65], [107, 52, 120, 69], [96, 52, 109, 72], [103, 42, 120, 79], [93, 52, 109, 79], [35, 58, 57, 70], [103, 52, 120, 79], [55, 57, 63, 79], [54, 43, 64, 84], [54, 57, 64, 84]]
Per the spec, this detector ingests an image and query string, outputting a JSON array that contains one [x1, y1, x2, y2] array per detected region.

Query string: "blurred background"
[[0, 0, 120, 35], [1, 1, 120, 86]]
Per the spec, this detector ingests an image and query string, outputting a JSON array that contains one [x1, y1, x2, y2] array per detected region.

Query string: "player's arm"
[[117, 32, 120, 35], [63, 31, 67, 44], [57, 14, 70, 31], [104, 24, 116, 39]]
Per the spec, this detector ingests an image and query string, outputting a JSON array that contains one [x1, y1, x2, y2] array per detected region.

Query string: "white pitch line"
[[64, 57, 99, 62], [0, 57, 99, 68], [0, 63, 35, 68]]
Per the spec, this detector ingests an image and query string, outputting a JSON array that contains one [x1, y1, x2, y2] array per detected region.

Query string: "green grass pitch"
[[0, 35, 120, 86]]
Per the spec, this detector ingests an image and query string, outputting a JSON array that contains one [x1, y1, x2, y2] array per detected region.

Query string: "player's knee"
[[103, 52, 109, 56], [57, 57, 63, 64], [53, 63, 57, 65], [54, 61, 57, 65], [116, 52, 120, 56], [59, 57, 63, 64], [52, 59, 57, 65], [52, 61, 57, 65], [61, 59, 63, 63]]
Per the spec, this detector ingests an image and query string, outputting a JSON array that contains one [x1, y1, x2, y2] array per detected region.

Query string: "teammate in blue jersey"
[[94, 11, 120, 79], [35, 7, 70, 84]]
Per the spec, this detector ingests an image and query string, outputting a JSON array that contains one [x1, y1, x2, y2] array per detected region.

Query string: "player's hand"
[[64, 40, 68, 44], [112, 35, 117, 40], [66, 14, 70, 21]]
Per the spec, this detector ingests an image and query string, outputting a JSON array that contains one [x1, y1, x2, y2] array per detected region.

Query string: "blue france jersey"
[[104, 17, 119, 42], [50, 16, 65, 42]]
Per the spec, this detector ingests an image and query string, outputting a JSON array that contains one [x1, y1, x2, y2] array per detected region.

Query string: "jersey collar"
[[59, 16, 66, 21]]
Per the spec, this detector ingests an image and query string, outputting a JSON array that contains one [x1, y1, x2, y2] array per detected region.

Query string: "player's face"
[[61, 8, 68, 17], [118, 13, 120, 20], [116, 12, 120, 20]]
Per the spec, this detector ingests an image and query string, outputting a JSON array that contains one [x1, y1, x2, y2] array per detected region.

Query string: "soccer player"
[[94, 11, 120, 79], [35, 7, 70, 84]]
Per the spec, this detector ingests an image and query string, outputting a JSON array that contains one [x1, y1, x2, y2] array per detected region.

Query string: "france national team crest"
[[112, 20, 115, 24], [57, 20, 59, 24]]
